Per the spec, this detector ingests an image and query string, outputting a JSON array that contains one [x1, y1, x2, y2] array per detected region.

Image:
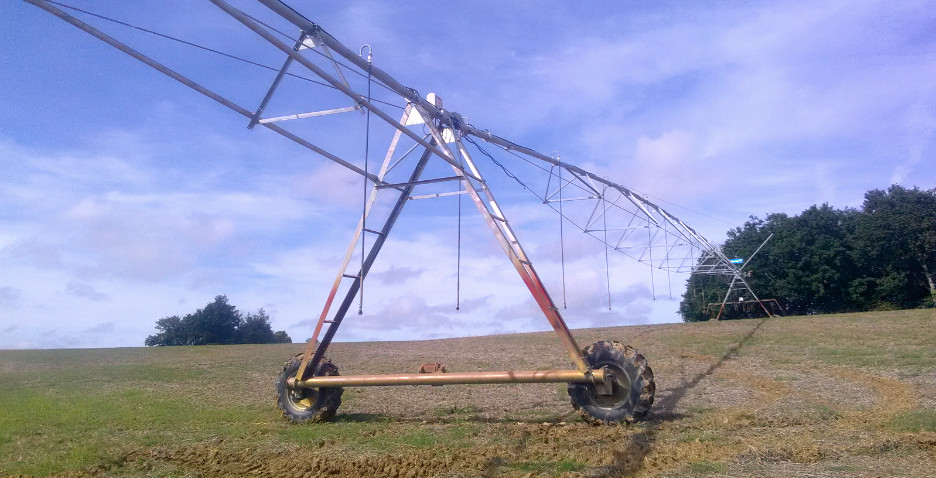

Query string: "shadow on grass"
[[585, 318, 768, 477]]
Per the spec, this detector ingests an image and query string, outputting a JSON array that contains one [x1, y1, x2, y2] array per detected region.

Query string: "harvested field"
[[2, 309, 935, 477]]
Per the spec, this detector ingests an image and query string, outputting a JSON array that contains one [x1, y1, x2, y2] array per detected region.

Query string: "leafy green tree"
[[681, 205, 859, 320], [145, 296, 290, 346], [237, 308, 275, 344], [188, 295, 241, 345], [679, 274, 729, 322], [679, 185, 936, 321], [855, 185, 936, 308], [761, 205, 859, 315], [144, 315, 186, 346]]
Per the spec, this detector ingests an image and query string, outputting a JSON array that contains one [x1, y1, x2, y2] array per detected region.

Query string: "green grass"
[[689, 461, 729, 474], [887, 409, 936, 433], [0, 345, 293, 475], [0, 384, 271, 475]]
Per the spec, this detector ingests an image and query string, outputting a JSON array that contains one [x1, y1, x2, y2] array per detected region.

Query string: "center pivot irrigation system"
[[27, 0, 775, 424]]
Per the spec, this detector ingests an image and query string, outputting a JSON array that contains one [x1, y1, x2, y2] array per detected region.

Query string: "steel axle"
[[289, 367, 608, 389]]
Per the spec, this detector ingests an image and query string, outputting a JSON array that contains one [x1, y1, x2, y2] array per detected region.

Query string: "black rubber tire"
[[568, 340, 655, 425], [276, 353, 343, 423]]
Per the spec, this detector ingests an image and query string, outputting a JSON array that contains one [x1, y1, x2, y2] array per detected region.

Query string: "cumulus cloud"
[[65, 282, 109, 302]]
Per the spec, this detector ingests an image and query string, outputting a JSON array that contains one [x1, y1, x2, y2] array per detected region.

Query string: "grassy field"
[[1, 309, 935, 477]]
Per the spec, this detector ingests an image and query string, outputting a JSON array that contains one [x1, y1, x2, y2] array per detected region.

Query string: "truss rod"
[[248, 33, 304, 129], [375, 176, 462, 190], [258, 105, 358, 124], [254, 0, 725, 273], [257, 0, 431, 112], [212, 0, 469, 176], [23, 0, 383, 185]]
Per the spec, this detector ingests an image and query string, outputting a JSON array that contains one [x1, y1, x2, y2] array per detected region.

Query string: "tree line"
[[680, 185, 936, 321], [145, 295, 292, 346]]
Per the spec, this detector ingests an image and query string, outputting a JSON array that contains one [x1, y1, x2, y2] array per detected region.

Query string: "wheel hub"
[[592, 363, 632, 408], [288, 380, 318, 410], [595, 366, 616, 396]]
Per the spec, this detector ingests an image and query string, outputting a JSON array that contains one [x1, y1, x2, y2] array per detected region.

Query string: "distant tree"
[[678, 274, 729, 322], [680, 205, 860, 320], [188, 295, 241, 345], [144, 315, 186, 346], [145, 296, 290, 346], [237, 309, 275, 344], [855, 185, 936, 308], [756, 205, 859, 315], [679, 185, 936, 321]]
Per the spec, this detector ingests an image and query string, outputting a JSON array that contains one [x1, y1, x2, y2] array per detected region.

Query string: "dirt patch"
[[138, 443, 483, 478], [73, 424, 651, 478]]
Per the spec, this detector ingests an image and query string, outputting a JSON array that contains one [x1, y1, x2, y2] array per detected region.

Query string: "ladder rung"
[[342, 274, 360, 279], [363, 228, 385, 235], [492, 215, 507, 222], [324, 320, 337, 323]]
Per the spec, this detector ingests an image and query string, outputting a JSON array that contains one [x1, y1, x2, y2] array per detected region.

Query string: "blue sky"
[[2, 0, 934, 349]]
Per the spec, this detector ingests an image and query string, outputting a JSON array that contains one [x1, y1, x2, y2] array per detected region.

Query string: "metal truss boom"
[[23, 0, 772, 372], [250, 0, 736, 277]]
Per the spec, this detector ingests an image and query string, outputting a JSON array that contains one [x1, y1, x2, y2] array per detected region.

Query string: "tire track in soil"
[[132, 444, 486, 477], [824, 366, 918, 423], [111, 425, 637, 478], [576, 319, 774, 477]]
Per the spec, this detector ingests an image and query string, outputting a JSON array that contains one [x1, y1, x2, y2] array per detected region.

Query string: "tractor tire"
[[276, 353, 343, 423], [568, 340, 654, 425]]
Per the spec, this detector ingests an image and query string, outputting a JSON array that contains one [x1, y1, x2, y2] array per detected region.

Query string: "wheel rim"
[[286, 375, 318, 411], [589, 362, 634, 409]]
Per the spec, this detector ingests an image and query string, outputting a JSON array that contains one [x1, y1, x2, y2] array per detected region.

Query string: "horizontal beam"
[[258, 105, 357, 123], [375, 175, 461, 190], [291, 368, 605, 388]]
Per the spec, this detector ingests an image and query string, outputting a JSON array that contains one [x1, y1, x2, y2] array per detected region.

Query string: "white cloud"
[[65, 282, 110, 302]]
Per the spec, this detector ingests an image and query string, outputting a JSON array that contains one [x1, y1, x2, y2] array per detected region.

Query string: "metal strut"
[[303, 108, 417, 365], [300, 146, 436, 379]]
